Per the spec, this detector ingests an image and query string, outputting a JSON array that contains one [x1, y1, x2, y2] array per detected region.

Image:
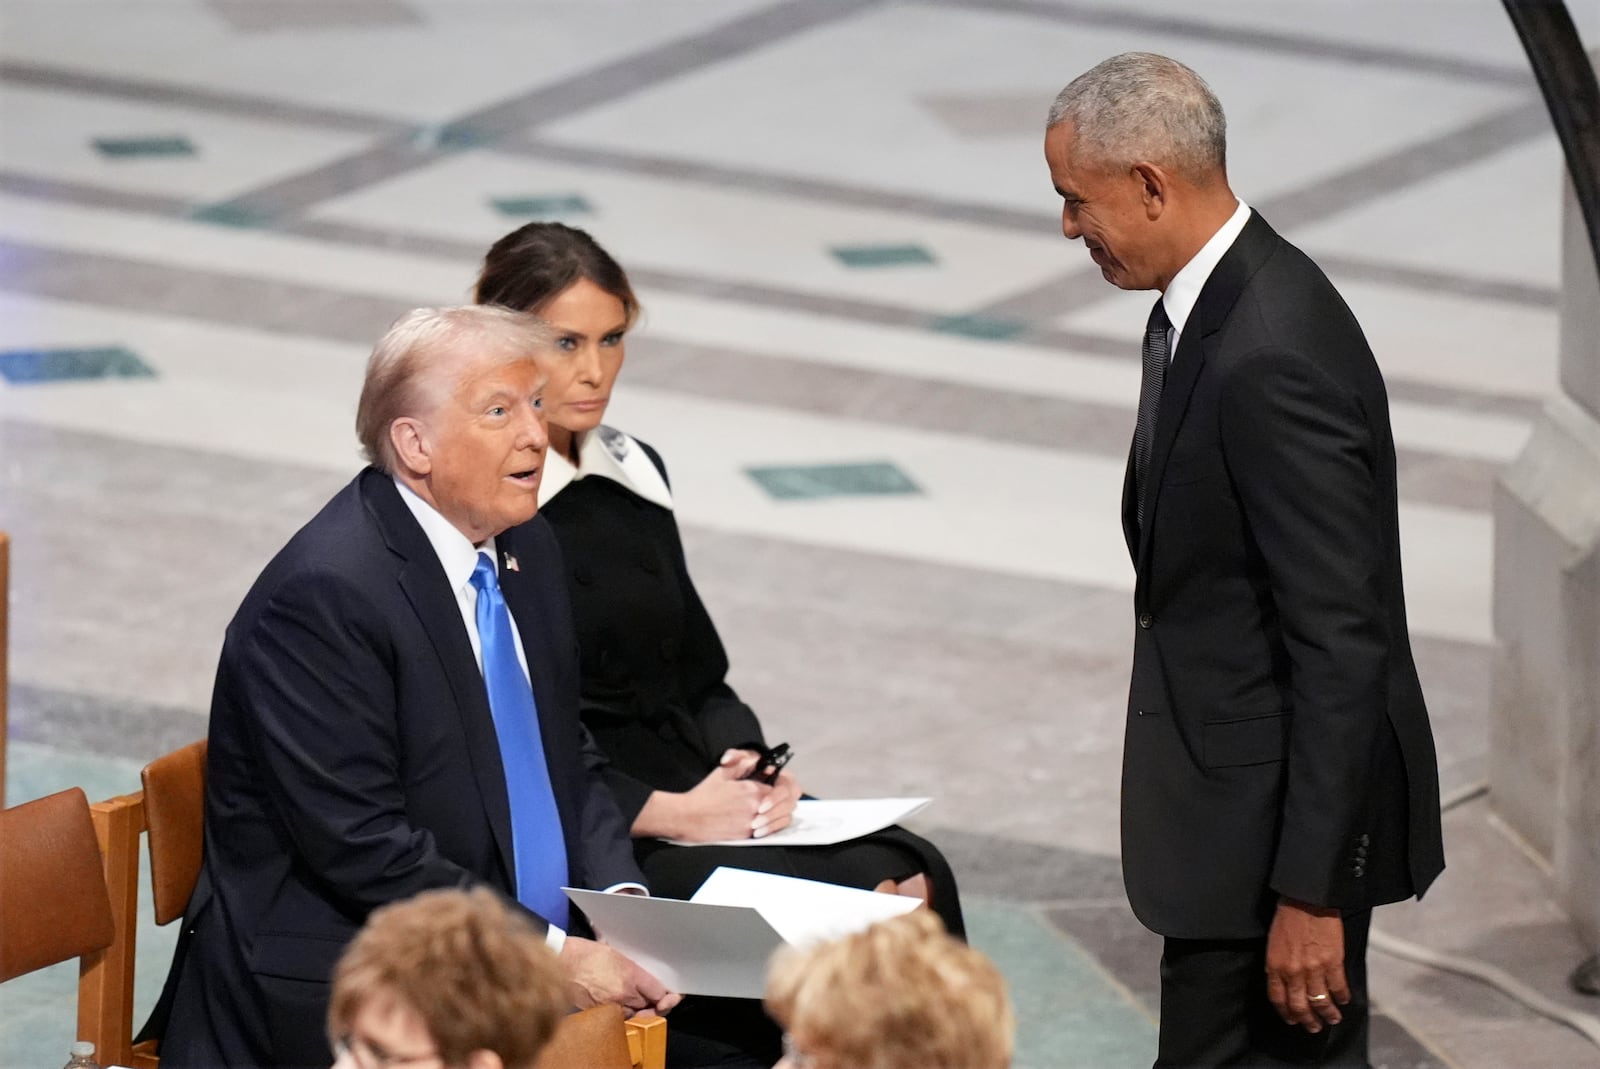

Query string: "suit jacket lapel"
[[358, 470, 517, 884], [1136, 210, 1280, 579]]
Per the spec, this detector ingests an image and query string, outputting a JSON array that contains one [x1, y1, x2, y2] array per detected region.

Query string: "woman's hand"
[[632, 757, 768, 842], [752, 768, 800, 838]]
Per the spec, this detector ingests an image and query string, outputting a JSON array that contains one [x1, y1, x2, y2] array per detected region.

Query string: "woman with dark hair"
[[475, 222, 965, 1066]]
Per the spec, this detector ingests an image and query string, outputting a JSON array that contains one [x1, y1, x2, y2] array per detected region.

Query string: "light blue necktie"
[[471, 552, 569, 929]]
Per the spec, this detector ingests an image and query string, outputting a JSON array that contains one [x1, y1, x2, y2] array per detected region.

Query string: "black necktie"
[[1134, 298, 1171, 530]]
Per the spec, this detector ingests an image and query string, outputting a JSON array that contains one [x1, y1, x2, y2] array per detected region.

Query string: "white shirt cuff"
[[546, 884, 647, 951]]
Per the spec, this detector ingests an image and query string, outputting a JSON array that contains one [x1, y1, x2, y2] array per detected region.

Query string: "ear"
[[464, 1049, 504, 1069], [389, 416, 432, 476], [1132, 162, 1169, 220]]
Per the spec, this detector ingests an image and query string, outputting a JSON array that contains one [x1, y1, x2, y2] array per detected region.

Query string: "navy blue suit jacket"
[[158, 468, 642, 1068]]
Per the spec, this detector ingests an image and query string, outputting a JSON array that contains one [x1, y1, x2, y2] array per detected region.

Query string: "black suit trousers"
[[1156, 911, 1372, 1068]]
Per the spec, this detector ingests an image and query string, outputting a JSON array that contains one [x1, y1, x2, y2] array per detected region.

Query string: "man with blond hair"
[[328, 888, 566, 1069], [765, 912, 1013, 1069], [151, 306, 679, 1069]]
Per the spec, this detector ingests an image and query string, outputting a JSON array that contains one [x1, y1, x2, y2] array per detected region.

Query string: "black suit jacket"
[[1120, 211, 1445, 940], [158, 469, 642, 1068]]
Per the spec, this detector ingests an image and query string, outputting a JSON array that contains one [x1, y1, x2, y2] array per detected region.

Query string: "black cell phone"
[[744, 742, 793, 785]]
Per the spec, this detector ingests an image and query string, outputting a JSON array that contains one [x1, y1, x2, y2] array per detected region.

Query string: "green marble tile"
[[188, 202, 274, 228], [745, 461, 921, 501], [929, 313, 1029, 340], [966, 897, 1157, 1069], [92, 136, 196, 159], [0, 346, 154, 385], [490, 194, 594, 217], [831, 243, 937, 268]]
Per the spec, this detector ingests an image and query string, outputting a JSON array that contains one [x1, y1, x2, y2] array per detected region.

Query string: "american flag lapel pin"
[[504, 553, 520, 572]]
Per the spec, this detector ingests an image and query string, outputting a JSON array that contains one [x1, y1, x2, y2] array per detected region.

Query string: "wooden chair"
[[536, 1004, 667, 1069], [0, 787, 117, 983], [78, 738, 666, 1069], [1, 529, 10, 803], [78, 739, 207, 1068]]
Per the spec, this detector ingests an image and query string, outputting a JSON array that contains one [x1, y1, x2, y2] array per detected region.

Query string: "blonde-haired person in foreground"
[[766, 911, 1013, 1069], [328, 888, 567, 1069]]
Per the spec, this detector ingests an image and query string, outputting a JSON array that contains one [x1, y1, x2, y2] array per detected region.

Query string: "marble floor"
[[3, 1, 1600, 1066]]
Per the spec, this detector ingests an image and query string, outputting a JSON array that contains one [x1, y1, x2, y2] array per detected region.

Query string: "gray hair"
[[1046, 52, 1227, 182], [355, 305, 557, 472]]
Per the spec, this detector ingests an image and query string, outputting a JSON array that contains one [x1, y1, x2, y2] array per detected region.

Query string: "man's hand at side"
[[560, 936, 682, 1017], [1265, 897, 1349, 1033]]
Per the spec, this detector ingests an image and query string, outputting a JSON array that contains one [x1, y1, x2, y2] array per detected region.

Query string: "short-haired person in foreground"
[[765, 911, 1012, 1069], [328, 888, 566, 1069], [1044, 53, 1444, 1066], [150, 306, 678, 1069]]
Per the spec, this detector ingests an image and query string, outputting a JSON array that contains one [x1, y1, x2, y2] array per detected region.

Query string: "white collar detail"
[[1162, 199, 1252, 338], [538, 427, 674, 511]]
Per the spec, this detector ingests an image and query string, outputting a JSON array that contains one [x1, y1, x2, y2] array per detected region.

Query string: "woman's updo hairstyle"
[[475, 221, 639, 326]]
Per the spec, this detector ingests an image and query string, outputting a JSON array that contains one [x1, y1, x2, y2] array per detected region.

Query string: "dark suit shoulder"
[[240, 477, 388, 600]]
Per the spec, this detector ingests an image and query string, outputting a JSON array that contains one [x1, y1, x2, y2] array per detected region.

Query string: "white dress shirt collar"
[[1162, 199, 1252, 343], [393, 477, 497, 587], [538, 426, 673, 511]]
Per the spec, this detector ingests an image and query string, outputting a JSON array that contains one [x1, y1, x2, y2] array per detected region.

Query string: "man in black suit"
[[1043, 53, 1445, 1066], [156, 306, 679, 1068]]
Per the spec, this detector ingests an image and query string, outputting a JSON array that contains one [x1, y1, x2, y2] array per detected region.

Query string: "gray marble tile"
[[919, 0, 1532, 88], [0, 237, 421, 345], [206, 0, 423, 33], [509, 135, 1056, 233], [0, 60, 409, 135], [6, 682, 205, 762], [932, 828, 1125, 904], [209, 0, 888, 221], [0, 419, 350, 710], [918, 91, 1053, 140]]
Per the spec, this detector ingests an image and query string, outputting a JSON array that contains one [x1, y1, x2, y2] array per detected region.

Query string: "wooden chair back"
[[0, 787, 116, 982], [78, 740, 207, 1069], [141, 741, 206, 926]]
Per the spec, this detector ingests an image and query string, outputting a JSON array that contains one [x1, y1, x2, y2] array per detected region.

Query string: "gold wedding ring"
[[1308, 993, 1330, 1001]]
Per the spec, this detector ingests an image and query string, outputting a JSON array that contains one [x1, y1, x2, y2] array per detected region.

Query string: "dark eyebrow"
[[557, 321, 629, 339]]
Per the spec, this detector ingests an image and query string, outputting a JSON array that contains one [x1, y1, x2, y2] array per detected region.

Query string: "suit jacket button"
[[1138, 613, 1153, 629], [1359, 834, 1370, 846], [1136, 709, 1147, 717], [1352, 865, 1365, 878]]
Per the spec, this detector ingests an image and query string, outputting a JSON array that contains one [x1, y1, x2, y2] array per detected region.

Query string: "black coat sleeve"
[[1218, 346, 1390, 907]]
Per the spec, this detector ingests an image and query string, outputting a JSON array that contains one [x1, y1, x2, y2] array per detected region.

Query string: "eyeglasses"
[[779, 1032, 819, 1069], [332, 1033, 441, 1069]]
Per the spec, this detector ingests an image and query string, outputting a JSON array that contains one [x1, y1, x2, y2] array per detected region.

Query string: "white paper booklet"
[[564, 866, 922, 997], [664, 797, 931, 848]]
